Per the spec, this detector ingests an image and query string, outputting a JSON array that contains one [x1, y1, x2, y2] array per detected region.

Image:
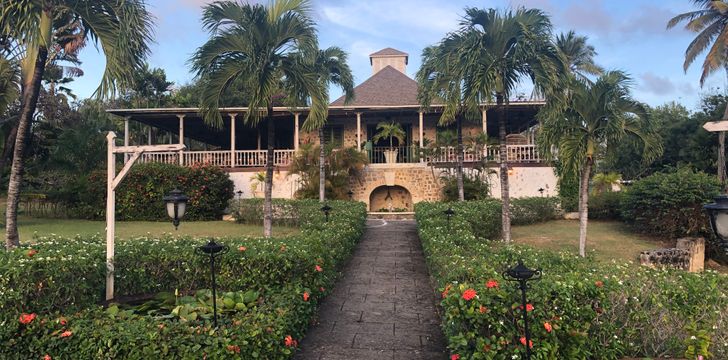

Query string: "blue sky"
[[69, 0, 724, 110]]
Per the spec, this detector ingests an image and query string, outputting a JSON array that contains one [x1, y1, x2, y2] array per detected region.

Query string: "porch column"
[[147, 126, 152, 145], [124, 117, 130, 163], [482, 107, 488, 157], [356, 112, 362, 150], [294, 113, 300, 151], [177, 114, 185, 166], [419, 111, 424, 163], [229, 113, 237, 167]]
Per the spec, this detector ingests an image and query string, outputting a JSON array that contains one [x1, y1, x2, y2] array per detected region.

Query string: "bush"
[[621, 168, 721, 238], [442, 175, 490, 201], [84, 163, 234, 221], [589, 191, 624, 220], [0, 200, 367, 359], [232, 199, 304, 227], [435, 200, 502, 241], [510, 197, 559, 225], [415, 201, 728, 360]]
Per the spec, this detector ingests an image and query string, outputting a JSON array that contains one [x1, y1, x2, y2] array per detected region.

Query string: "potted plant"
[[372, 122, 406, 163]]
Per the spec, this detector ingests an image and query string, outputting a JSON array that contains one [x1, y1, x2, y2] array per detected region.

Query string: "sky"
[[68, 0, 725, 111]]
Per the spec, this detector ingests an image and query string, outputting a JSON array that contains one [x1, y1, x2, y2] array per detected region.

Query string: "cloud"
[[640, 72, 679, 96]]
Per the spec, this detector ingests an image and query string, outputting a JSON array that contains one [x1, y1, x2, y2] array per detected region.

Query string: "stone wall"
[[639, 237, 705, 273], [349, 164, 443, 211]]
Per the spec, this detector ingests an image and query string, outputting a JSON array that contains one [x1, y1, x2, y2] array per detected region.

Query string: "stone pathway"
[[295, 220, 447, 360]]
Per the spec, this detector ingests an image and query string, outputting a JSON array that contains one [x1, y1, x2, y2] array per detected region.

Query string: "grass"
[[12, 216, 298, 243], [511, 220, 670, 263]]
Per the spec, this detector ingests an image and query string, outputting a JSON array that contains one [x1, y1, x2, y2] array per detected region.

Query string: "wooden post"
[[105, 132, 116, 301], [229, 113, 237, 167], [294, 113, 300, 151], [177, 114, 185, 166], [356, 112, 362, 150]]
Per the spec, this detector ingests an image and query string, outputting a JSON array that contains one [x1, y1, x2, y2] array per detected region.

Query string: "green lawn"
[[511, 220, 670, 262], [13, 216, 298, 243]]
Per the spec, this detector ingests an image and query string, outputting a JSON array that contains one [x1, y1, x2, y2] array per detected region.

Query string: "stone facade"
[[349, 164, 443, 211], [639, 237, 705, 273]]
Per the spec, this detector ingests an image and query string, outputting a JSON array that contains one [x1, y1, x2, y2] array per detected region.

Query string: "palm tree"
[[304, 46, 354, 202], [0, 57, 19, 115], [538, 71, 662, 257], [0, 0, 153, 249], [555, 30, 604, 81], [421, 7, 564, 239], [668, 1, 728, 186], [191, 0, 326, 237]]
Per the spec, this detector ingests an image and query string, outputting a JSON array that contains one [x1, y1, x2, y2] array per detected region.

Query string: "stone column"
[[677, 237, 705, 272], [294, 113, 300, 151], [229, 113, 237, 167], [177, 114, 185, 166]]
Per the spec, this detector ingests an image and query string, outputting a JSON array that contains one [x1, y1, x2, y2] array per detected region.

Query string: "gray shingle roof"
[[330, 66, 419, 107], [369, 47, 408, 57]]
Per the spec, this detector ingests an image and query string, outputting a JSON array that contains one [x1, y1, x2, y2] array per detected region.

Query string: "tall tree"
[[191, 0, 326, 237], [538, 71, 662, 257], [0, 56, 19, 115], [0, 0, 153, 249], [421, 7, 563, 240], [668, 0, 728, 186], [304, 46, 354, 202], [555, 30, 604, 81]]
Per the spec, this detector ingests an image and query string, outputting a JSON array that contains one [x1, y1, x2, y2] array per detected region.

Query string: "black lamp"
[[443, 207, 455, 229], [347, 190, 354, 200], [321, 203, 332, 222], [538, 188, 545, 197], [503, 260, 542, 360], [236, 190, 243, 200], [163, 189, 188, 230], [704, 195, 728, 246], [195, 239, 229, 328]]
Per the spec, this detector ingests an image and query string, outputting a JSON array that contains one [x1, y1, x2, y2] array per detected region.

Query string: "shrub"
[[415, 201, 728, 360], [510, 197, 559, 225], [232, 198, 305, 227], [621, 168, 721, 238], [589, 191, 624, 220], [0, 200, 367, 359], [84, 163, 234, 221], [442, 175, 491, 201]]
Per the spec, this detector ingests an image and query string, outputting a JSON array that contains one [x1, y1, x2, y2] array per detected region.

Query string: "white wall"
[[229, 171, 301, 199], [487, 166, 558, 198]]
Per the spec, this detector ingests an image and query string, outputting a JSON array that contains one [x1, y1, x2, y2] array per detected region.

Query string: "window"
[[322, 126, 344, 148]]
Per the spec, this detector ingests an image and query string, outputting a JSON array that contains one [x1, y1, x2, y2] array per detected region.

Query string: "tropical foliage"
[[0, 200, 367, 359], [289, 143, 367, 200]]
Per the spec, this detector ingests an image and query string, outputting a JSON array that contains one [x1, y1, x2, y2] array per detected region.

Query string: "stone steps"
[[367, 212, 415, 221]]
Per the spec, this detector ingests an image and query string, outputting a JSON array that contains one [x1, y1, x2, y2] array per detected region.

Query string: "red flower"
[[544, 322, 552, 333], [521, 303, 534, 312], [59, 318, 67, 326], [27, 249, 38, 258], [238, 246, 247, 252], [595, 280, 604, 288], [462, 288, 477, 301], [315, 265, 323, 272], [486, 279, 499, 288], [43, 355, 52, 360], [450, 355, 460, 360], [19, 313, 36, 325], [303, 292, 310, 302], [319, 287, 325, 292], [479, 305, 488, 314], [226, 345, 241, 354], [519, 337, 533, 348], [284, 335, 297, 347], [60, 330, 72, 338], [441, 284, 451, 299]]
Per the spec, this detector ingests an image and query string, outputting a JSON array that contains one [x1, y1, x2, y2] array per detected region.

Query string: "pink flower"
[[486, 279, 499, 289], [544, 322, 552, 333], [43, 355, 52, 360], [462, 288, 477, 301], [450, 355, 460, 360], [60, 330, 72, 338], [19, 313, 36, 325], [238, 246, 247, 252], [315, 265, 323, 272]]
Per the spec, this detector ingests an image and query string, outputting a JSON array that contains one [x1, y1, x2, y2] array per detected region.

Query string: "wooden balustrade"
[[140, 149, 297, 168]]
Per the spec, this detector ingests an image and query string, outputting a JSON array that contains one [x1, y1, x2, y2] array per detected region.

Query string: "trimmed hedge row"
[[415, 201, 728, 360], [82, 163, 234, 221], [0, 200, 367, 359]]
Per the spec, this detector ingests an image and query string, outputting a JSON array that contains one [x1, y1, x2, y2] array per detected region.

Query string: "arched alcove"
[[369, 185, 413, 212]]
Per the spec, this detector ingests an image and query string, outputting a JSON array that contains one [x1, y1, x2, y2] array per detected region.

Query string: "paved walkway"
[[295, 220, 447, 360]]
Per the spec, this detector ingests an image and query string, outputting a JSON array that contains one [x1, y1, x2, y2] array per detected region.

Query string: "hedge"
[[82, 163, 234, 221], [0, 199, 367, 359], [621, 168, 721, 238], [415, 201, 728, 360], [510, 197, 559, 225]]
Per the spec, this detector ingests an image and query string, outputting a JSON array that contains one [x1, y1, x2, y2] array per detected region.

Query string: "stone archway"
[[369, 185, 413, 212]]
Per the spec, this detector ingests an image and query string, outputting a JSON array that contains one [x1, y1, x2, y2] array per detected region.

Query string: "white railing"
[[427, 144, 541, 164], [139, 149, 296, 168]]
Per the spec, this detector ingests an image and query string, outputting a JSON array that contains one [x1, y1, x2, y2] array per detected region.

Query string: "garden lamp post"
[[321, 203, 332, 222], [195, 239, 229, 328], [538, 188, 545, 197], [704, 195, 728, 247], [347, 190, 354, 200], [236, 190, 243, 200], [444, 207, 455, 229], [503, 260, 542, 360], [163, 189, 188, 230]]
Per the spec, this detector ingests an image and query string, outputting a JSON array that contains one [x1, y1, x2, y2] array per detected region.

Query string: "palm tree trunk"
[[5, 46, 48, 249], [578, 159, 592, 257], [456, 115, 465, 201], [319, 127, 325, 202], [719, 102, 728, 190], [0, 123, 19, 173], [263, 105, 275, 238], [497, 94, 511, 242]]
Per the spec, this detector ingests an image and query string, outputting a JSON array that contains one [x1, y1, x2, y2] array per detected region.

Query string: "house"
[[107, 48, 557, 212]]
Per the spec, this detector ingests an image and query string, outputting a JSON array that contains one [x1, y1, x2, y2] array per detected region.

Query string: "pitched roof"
[[369, 47, 408, 57], [330, 65, 419, 107]]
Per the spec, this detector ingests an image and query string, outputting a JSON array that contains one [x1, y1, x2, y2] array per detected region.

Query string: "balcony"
[[138, 149, 296, 168]]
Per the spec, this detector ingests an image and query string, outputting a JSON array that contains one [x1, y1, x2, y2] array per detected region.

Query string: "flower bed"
[[0, 200, 366, 359], [416, 201, 728, 360]]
